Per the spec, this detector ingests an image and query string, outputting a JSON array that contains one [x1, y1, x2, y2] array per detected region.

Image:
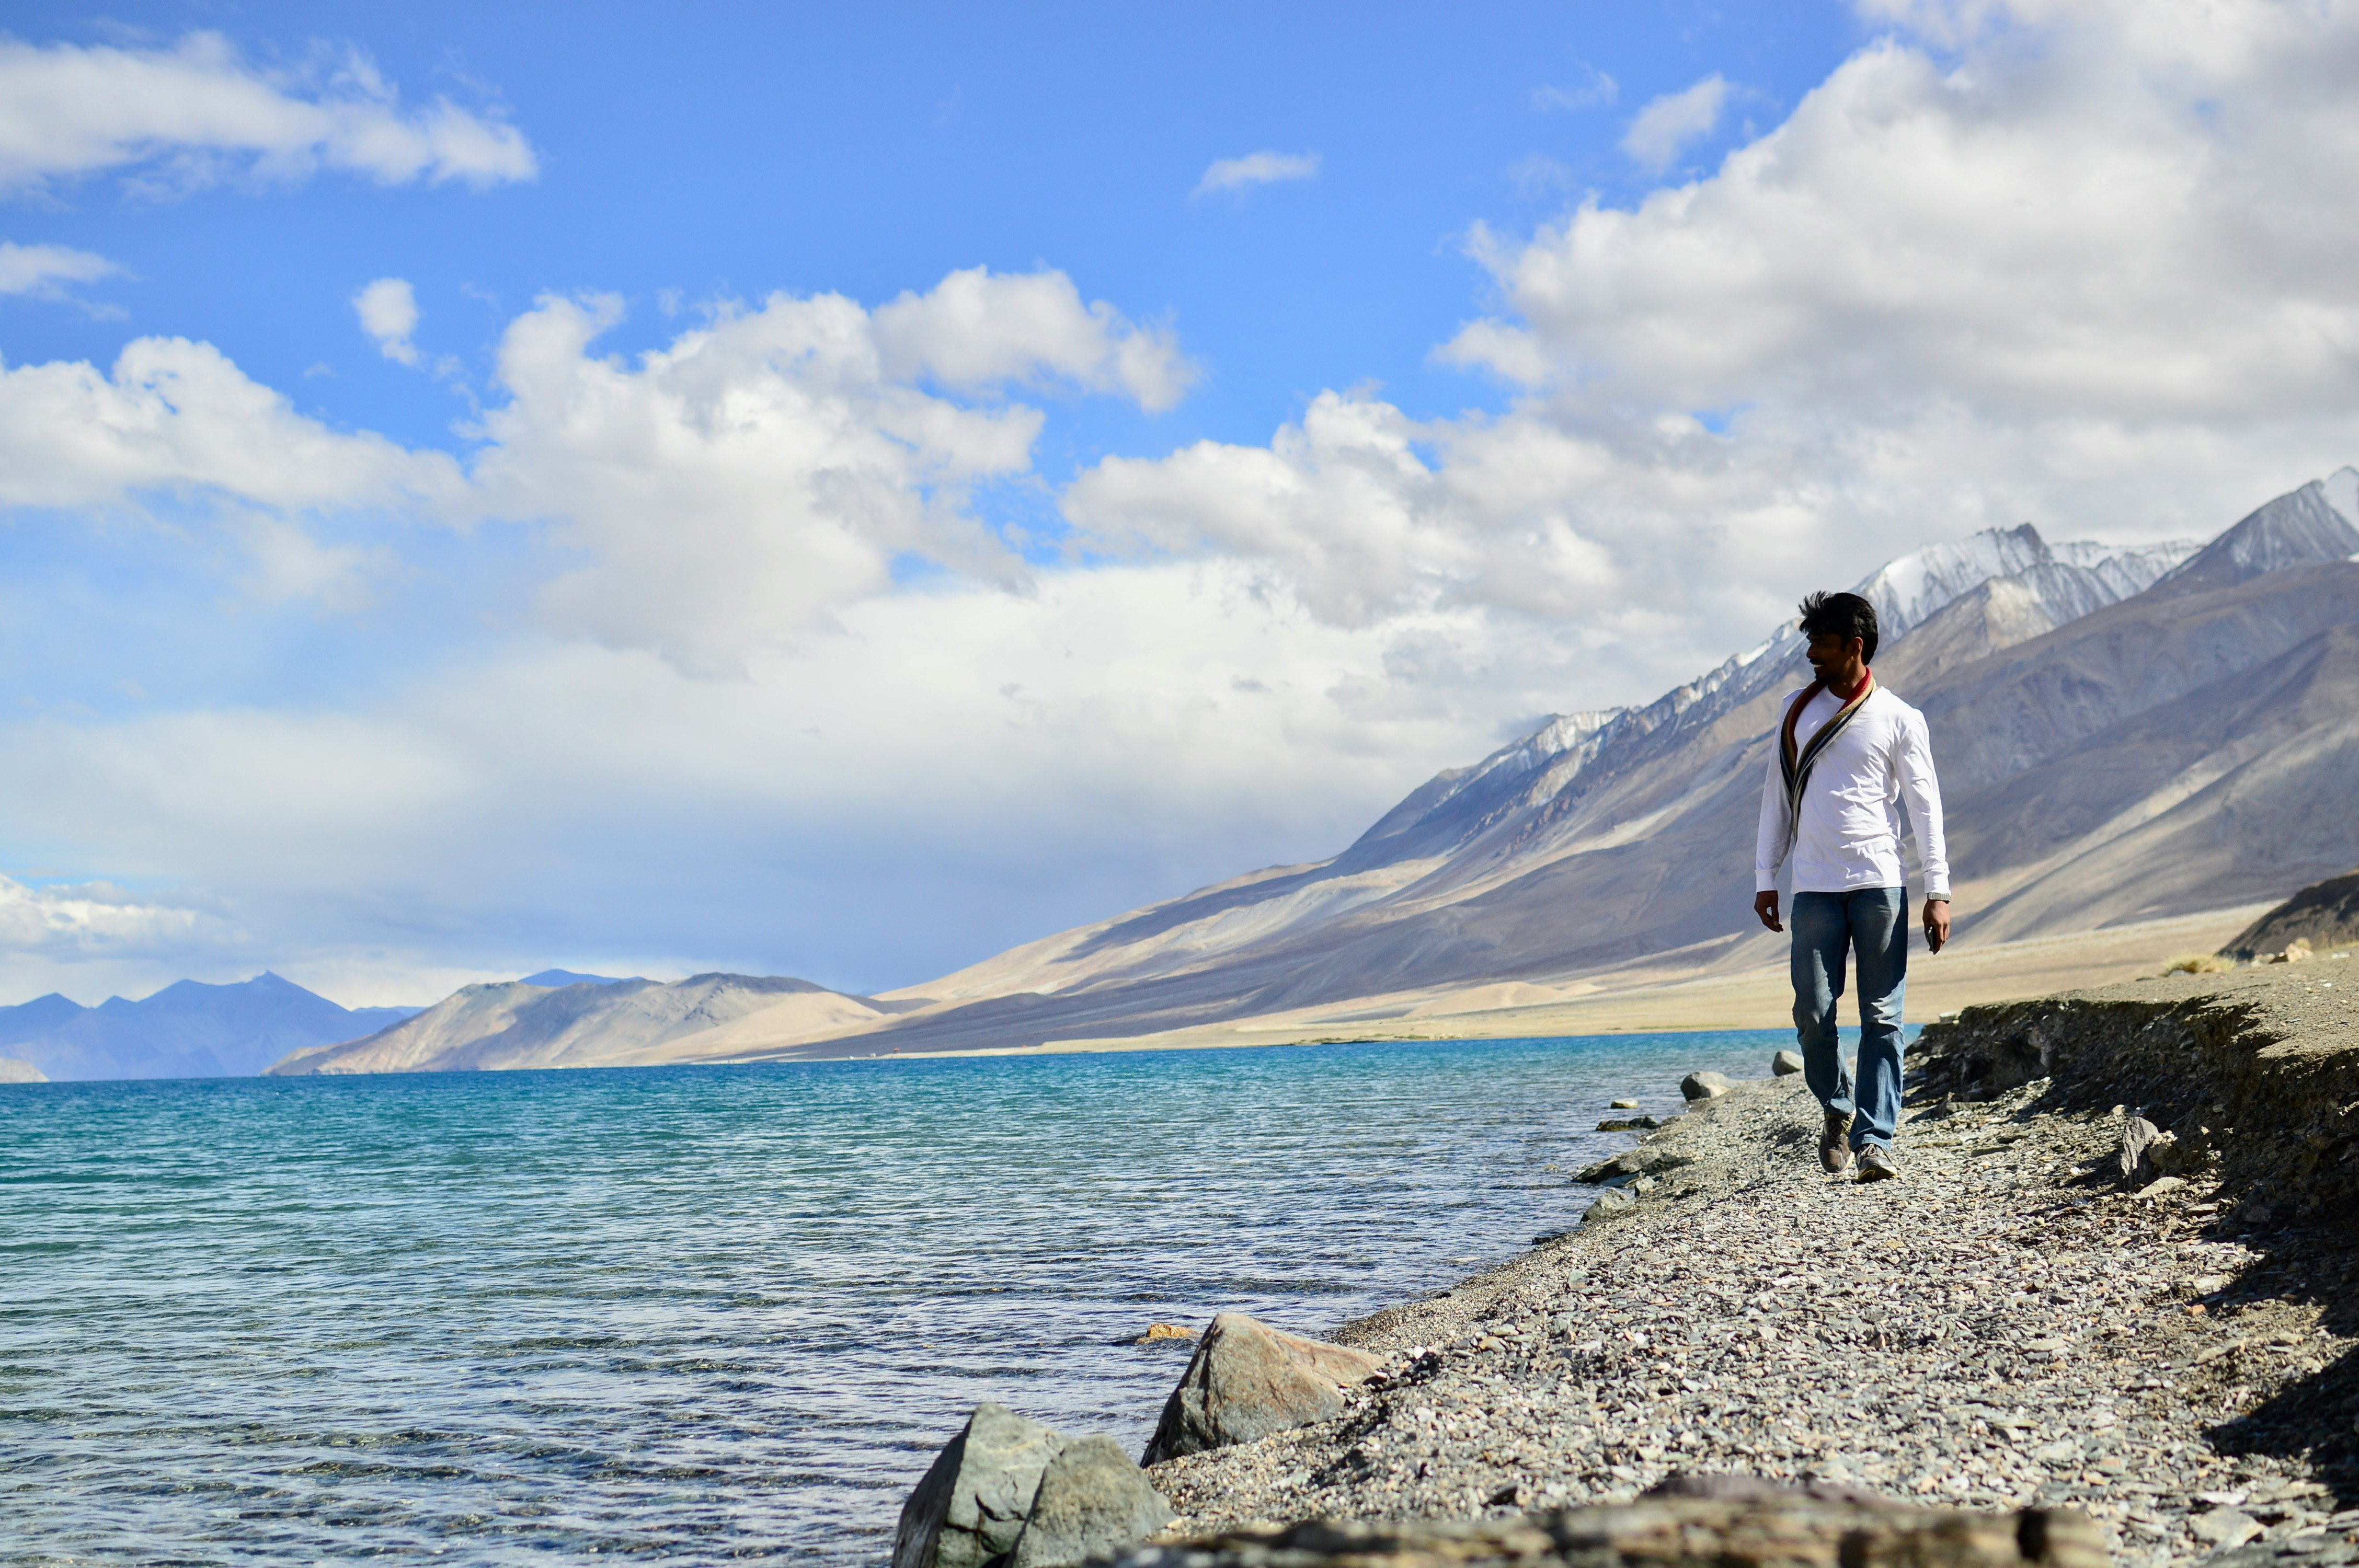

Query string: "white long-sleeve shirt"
[[1755, 683, 1951, 899]]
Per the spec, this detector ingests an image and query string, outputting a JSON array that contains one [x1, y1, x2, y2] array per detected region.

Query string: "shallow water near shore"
[[1, 1030, 1780, 1565]]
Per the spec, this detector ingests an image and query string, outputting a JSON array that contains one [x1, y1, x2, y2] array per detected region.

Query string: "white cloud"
[[467, 288, 1040, 672], [0, 268, 1187, 675], [0, 872, 214, 959], [463, 269, 1196, 672], [870, 266, 1196, 411], [0, 32, 536, 193], [1451, 3, 2359, 421], [1193, 150, 1321, 198], [1619, 74, 1730, 172], [0, 335, 465, 511], [0, 240, 119, 296], [353, 276, 420, 365], [1062, 388, 1797, 686]]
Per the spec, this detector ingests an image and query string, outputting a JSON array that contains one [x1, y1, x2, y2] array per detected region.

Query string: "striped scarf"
[[1777, 672, 1876, 856]]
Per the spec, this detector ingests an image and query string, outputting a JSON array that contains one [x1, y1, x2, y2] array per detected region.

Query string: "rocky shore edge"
[[895, 953, 2357, 1568]]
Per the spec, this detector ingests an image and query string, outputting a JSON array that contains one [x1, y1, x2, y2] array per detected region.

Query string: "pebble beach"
[[1142, 958, 2359, 1568]]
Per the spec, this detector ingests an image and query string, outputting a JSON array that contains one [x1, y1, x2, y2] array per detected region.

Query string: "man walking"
[[1753, 591, 1950, 1182]]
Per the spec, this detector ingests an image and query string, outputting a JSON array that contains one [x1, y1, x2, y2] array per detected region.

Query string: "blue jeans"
[[1790, 887, 1908, 1150]]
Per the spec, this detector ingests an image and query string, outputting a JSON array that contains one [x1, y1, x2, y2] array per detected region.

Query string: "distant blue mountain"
[[0, 973, 425, 1082], [518, 970, 636, 988]]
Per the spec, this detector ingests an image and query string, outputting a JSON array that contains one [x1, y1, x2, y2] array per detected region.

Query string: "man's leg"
[[1847, 886, 1910, 1152], [1789, 891, 1854, 1122]]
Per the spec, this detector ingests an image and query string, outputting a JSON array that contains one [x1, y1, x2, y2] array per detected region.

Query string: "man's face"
[[1805, 630, 1864, 682]]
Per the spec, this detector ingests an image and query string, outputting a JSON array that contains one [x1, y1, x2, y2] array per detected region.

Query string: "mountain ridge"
[[0, 972, 423, 1081], [267, 971, 912, 1075]]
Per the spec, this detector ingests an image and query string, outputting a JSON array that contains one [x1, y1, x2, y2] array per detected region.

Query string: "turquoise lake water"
[[0, 1031, 1783, 1565]]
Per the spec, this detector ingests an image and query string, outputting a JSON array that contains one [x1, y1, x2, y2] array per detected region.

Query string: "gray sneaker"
[[1820, 1111, 1854, 1173], [1858, 1144, 1900, 1182]]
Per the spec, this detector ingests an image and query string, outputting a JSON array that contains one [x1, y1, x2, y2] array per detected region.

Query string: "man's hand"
[[1923, 898, 1951, 954], [1754, 891, 1782, 932]]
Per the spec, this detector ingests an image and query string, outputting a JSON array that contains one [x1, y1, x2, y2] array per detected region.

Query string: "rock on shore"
[[1016, 1436, 1175, 1568], [896, 1402, 1173, 1568], [1144, 1315, 1383, 1466], [1138, 959, 2359, 1567]]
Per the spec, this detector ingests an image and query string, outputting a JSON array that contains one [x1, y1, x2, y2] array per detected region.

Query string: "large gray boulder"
[[892, 1403, 1069, 1568], [895, 1405, 1173, 1568], [1141, 1313, 1382, 1466], [1011, 1435, 1175, 1568]]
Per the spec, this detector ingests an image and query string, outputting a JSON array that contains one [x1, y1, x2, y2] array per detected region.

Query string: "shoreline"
[[1126, 955, 2359, 1567], [853, 904, 2269, 1063]]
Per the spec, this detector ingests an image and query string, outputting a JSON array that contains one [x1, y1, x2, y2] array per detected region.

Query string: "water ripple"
[[0, 1031, 1777, 1564]]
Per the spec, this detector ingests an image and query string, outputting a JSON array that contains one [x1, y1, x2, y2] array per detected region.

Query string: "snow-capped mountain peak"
[[2322, 465, 2357, 527], [1854, 522, 2055, 640]]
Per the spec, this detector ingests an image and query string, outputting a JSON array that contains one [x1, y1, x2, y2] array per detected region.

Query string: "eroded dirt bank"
[[1145, 956, 2359, 1568]]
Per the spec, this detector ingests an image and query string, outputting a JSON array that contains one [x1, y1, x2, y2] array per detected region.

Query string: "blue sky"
[[2, 1, 2356, 1007]]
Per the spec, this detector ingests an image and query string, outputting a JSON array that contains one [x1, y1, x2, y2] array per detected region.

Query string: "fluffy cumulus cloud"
[[1068, 392, 1623, 631], [0, 266, 1187, 672], [1460, 7, 2359, 432], [469, 268, 1189, 672], [0, 334, 464, 510], [0, 32, 536, 193], [870, 267, 1196, 411], [353, 276, 421, 365]]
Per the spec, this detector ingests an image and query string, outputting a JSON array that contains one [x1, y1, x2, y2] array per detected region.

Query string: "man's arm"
[[1896, 710, 1952, 952], [1754, 723, 1789, 932]]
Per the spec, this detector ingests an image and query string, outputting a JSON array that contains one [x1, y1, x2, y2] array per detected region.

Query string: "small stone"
[[1596, 1116, 1662, 1132], [2120, 1115, 2160, 1182], [2192, 1509, 2264, 1549], [1771, 1050, 1805, 1076], [1609, 1098, 1641, 1110], [2136, 1176, 2186, 1201], [1584, 1187, 1636, 1221], [1576, 1147, 1694, 1183], [1681, 1071, 1735, 1101], [1132, 1323, 1198, 1344]]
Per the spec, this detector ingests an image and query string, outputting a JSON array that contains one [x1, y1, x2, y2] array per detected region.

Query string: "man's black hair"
[[1797, 590, 1879, 663]]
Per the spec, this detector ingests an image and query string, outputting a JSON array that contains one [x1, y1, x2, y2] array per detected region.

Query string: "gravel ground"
[[1147, 1044, 2359, 1568]]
